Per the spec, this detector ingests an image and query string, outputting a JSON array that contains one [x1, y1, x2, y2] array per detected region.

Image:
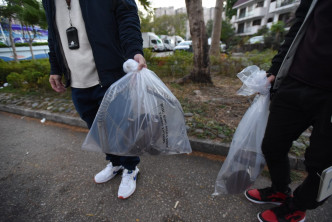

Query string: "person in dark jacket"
[[42, 0, 146, 199], [244, 0, 332, 221]]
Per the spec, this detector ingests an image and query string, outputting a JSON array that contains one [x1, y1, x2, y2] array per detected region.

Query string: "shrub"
[[31, 60, 51, 74], [244, 49, 277, 70], [210, 53, 246, 77], [220, 57, 246, 77], [0, 42, 49, 48], [143, 48, 156, 64], [152, 51, 193, 78], [23, 70, 45, 88], [6, 72, 25, 88], [0, 59, 50, 85], [37, 75, 52, 91]]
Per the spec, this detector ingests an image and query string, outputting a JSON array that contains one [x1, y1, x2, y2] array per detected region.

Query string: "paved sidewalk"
[[0, 111, 331, 222], [0, 103, 306, 171]]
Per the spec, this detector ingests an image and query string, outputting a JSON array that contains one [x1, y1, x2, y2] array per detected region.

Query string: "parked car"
[[208, 38, 227, 52], [173, 41, 192, 52], [247, 35, 265, 44], [161, 35, 186, 51]]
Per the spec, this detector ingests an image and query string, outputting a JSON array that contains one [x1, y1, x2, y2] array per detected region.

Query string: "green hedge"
[[0, 59, 50, 86], [0, 42, 49, 48], [244, 49, 277, 71], [0, 49, 277, 92], [146, 50, 193, 78]]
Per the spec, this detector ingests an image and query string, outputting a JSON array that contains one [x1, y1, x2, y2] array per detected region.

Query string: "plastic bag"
[[82, 59, 192, 156], [213, 65, 270, 195]]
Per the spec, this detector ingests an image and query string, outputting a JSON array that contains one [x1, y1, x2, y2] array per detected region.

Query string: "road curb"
[[0, 104, 305, 170], [0, 104, 87, 128]]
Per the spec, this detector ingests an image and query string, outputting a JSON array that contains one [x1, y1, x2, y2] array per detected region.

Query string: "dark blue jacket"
[[42, 0, 143, 87]]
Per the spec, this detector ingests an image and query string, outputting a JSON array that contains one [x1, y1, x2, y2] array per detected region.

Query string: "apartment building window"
[[238, 23, 244, 34], [256, 1, 264, 8], [253, 19, 261, 26], [239, 8, 246, 18], [248, 5, 253, 12], [267, 18, 273, 23], [276, 0, 297, 8], [281, 0, 296, 7]]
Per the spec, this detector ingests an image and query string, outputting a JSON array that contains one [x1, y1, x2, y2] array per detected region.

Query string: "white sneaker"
[[94, 163, 123, 184], [118, 167, 139, 199]]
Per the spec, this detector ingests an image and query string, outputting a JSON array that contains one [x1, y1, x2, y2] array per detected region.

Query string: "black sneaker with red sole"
[[245, 187, 292, 205], [257, 201, 306, 222]]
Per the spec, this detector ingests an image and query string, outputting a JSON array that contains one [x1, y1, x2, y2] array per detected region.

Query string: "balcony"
[[269, 0, 300, 13], [235, 7, 267, 23], [237, 25, 261, 36], [276, 0, 299, 8]]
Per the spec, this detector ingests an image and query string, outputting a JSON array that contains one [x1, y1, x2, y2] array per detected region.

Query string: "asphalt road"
[[0, 111, 331, 222]]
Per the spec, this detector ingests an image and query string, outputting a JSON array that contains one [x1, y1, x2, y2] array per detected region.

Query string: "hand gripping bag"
[[213, 65, 270, 195], [82, 59, 192, 156]]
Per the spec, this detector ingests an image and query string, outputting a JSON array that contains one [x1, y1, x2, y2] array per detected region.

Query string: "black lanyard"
[[65, 0, 71, 9], [65, 0, 73, 27], [64, 0, 79, 49]]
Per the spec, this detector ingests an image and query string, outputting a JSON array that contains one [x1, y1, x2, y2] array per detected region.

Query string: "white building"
[[231, 0, 300, 36], [175, 7, 187, 15], [154, 7, 175, 17], [154, 6, 217, 25], [154, 6, 224, 40]]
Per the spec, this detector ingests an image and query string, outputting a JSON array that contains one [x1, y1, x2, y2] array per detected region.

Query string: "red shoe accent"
[[245, 187, 292, 205], [258, 209, 278, 222], [258, 204, 306, 222], [247, 189, 262, 200]]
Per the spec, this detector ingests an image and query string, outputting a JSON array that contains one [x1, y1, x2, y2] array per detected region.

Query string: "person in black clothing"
[[244, 0, 332, 221]]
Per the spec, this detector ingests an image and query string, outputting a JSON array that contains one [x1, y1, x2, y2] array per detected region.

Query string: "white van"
[[160, 35, 175, 51], [142, 32, 165, 52], [174, 35, 184, 45]]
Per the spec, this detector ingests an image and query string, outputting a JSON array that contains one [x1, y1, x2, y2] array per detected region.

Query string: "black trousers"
[[71, 85, 140, 170], [262, 76, 332, 210]]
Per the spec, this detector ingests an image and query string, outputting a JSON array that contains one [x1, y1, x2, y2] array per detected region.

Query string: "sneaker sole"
[[257, 212, 306, 222], [257, 213, 264, 222], [244, 191, 282, 206], [94, 178, 113, 184], [94, 169, 123, 184], [118, 170, 139, 200]]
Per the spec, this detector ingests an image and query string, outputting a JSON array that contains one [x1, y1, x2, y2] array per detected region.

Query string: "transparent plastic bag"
[[82, 59, 192, 156], [236, 65, 270, 96], [213, 65, 270, 195]]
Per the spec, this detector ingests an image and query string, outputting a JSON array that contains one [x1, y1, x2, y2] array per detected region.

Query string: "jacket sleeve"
[[42, 0, 62, 75], [115, 0, 144, 59], [267, 0, 313, 76]]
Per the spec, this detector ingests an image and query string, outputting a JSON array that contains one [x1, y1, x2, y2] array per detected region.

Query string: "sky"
[[149, 0, 217, 9]]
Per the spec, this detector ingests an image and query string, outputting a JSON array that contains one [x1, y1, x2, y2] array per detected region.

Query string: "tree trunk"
[[209, 0, 224, 57], [28, 42, 35, 60], [25, 25, 35, 60], [185, 0, 212, 84], [8, 18, 18, 63]]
